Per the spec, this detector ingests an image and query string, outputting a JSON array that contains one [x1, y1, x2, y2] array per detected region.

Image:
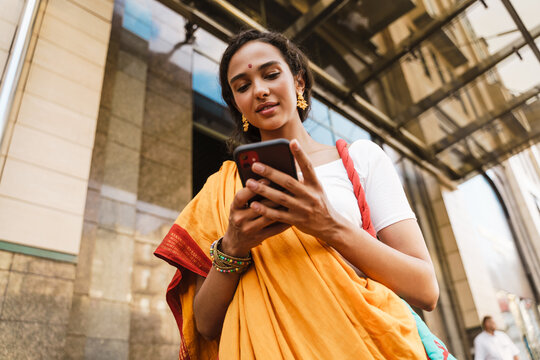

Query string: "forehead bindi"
[[228, 42, 286, 79]]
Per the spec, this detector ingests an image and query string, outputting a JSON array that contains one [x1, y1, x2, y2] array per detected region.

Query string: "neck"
[[486, 329, 495, 335], [259, 117, 323, 153]]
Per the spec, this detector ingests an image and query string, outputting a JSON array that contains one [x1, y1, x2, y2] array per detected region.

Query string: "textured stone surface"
[[73, 221, 97, 295], [147, 52, 191, 87], [11, 253, 76, 280], [146, 74, 191, 107], [0, 250, 13, 270], [89, 228, 134, 302], [137, 157, 191, 211], [84, 188, 101, 224], [129, 343, 178, 360], [108, 115, 142, 151], [95, 106, 111, 136], [85, 338, 129, 360], [133, 242, 155, 266], [67, 294, 89, 336], [110, 71, 146, 126], [129, 297, 179, 345], [135, 211, 173, 245], [0, 321, 67, 359], [2, 271, 74, 323], [87, 131, 107, 191], [119, 29, 148, 61], [64, 334, 86, 359], [97, 197, 137, 235], [0, 269, 9, 314], [142, 90, 191, 148], [140, 132, 189, 169], [117, 50, 147, 82], [86, 297, 130, 339], [101, 141, 140, 196]]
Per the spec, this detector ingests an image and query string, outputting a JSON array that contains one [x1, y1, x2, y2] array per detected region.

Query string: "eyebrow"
[[229, 60, 280, 84]]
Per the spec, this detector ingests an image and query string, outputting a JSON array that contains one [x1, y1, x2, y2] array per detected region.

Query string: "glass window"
[[192, 52, 225, 106]]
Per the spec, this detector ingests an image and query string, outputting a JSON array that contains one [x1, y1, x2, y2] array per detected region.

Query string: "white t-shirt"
[[313, 139, 416, 233], [474, 331, 520, 360]]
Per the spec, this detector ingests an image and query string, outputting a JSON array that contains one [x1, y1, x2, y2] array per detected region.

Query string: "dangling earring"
[[242, 114, 249, 132], [297, 92, 308, 110]]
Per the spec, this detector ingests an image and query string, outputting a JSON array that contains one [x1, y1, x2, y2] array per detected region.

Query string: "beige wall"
[[0, 0, 113, 255], [0, 0, 24, 79]]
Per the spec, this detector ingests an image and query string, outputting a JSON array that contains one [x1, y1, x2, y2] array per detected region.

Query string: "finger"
[[250, 201, 294, 225], [246, 179, 300, 209], [232, 177, 271, 209], [243, 211, 277, 231], [258, 222, 290, 239], [250, 162, 304, 195], [232, 187, 258, 209], [259, 198, 282, 209], [290, 139, 318, 186]]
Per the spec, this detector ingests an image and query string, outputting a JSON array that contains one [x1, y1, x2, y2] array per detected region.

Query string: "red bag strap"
[[336, 139, 376, 238]]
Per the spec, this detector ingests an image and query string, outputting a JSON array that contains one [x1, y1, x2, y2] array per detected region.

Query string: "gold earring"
[[242, 114, 249, 132], [297, 92, 308, 110]]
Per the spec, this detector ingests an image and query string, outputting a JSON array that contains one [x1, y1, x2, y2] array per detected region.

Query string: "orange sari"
[[155, 161, 426, 359]]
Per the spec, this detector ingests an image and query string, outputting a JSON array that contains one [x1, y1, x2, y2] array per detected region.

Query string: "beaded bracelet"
[[210, 238, 252, 273]]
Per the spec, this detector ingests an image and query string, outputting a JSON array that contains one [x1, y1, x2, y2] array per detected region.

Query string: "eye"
[[265, 72, 280, 79], [236, 83, 250, 93]]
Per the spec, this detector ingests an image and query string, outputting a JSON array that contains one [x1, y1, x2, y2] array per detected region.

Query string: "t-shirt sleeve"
[[350, 140, 416, 233]]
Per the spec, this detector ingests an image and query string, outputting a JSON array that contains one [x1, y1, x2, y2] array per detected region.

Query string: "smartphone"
[[233, 138, 298, 202]]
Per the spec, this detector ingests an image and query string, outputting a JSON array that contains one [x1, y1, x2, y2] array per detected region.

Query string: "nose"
[[253, 79, 269, 99]]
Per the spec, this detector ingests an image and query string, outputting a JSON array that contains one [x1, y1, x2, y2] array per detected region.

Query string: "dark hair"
[[219, 29, 314, 152], [481, 316, 492, 329]]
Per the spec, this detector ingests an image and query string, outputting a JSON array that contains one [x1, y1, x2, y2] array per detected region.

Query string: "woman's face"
[[227, 41, 304, 133]]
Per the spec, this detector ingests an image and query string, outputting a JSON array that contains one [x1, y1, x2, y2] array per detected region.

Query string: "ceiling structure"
[[159, 0, 540, 187]]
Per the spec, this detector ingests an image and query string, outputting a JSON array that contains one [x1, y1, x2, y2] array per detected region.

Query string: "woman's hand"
[[221, 180, 290, 257], [246, 140, 346, 243]]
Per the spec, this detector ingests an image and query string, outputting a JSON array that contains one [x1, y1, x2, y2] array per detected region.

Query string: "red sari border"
[[154, 224, 213, 360]]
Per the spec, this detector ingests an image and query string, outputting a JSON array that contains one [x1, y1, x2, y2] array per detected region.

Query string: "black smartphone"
[[233, 138, 298, 202]]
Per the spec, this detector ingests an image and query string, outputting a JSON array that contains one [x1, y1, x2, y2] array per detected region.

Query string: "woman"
[[155, 30, 440, 359]]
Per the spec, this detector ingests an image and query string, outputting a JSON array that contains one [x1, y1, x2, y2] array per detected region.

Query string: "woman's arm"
[[193, 183, 289, 340], [246, 140, 439, 311], [327, 217, 439, 310]]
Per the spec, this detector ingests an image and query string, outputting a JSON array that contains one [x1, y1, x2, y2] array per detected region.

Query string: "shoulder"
[[348, 139, 384, 155], [494, 330, 512, 341], [474, 331, 488, 342], [203, 160, 238, 187], [347, 140, 389, 165]]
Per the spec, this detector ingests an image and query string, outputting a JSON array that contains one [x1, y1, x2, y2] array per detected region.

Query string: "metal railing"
[[0, 0, 41, 153]]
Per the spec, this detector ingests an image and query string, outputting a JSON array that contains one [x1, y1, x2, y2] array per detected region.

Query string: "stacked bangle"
[[210, 238, 252, 273]]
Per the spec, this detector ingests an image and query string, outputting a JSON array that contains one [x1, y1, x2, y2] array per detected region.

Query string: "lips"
[[255, 102, 278, 112]]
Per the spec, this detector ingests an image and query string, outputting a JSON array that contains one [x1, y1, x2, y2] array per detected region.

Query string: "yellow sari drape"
[[155, 161, 426, 359]]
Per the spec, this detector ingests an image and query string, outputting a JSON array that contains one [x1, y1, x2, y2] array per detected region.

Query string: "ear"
[[294, 74, 305, 94]]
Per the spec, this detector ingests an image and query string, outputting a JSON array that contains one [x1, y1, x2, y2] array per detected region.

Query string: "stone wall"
[[0, 250, 76, 358], [64, 1, 193, 358]]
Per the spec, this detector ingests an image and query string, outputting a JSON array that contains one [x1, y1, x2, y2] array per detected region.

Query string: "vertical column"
[[65, 2, 146, 358], [398, 157, 471, 360], [129, 6, 194, 357]]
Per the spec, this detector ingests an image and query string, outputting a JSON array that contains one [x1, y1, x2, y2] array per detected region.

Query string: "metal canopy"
[[161, 0, 540, 185]]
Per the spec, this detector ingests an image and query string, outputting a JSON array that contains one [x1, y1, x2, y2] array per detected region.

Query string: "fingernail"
[[246, 179, 258, 189], [291, 139, 300, 151], [250, 202, 260, 211], [252, 163, 264, 172]]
